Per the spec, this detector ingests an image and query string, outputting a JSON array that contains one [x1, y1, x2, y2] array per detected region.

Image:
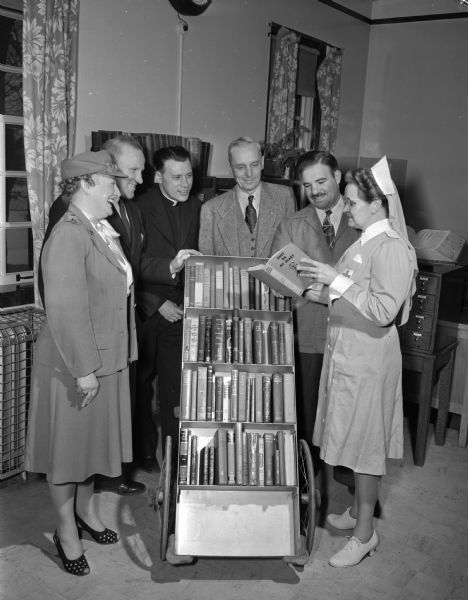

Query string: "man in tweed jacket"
[[199, 137, 296, 258]]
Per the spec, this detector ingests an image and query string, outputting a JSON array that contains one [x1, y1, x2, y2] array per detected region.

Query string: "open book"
[[247, 243, 321, 297], [407, 228, 465, 263]]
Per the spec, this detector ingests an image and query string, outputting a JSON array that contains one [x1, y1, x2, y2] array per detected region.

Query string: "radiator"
[[0, 308, 45, 480]]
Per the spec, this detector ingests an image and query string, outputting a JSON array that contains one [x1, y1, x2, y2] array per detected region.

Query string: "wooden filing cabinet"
[[401, 263, 463, 354], [401, 271, 440, 353]]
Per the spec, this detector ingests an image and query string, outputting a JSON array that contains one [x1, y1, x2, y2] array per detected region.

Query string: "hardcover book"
[[247, 242, 319, 297]]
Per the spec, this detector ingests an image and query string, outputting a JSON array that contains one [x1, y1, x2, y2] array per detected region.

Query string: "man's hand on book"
[[298, 258, 338, 286]]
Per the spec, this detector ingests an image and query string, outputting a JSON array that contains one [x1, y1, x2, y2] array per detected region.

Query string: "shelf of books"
[[174, 256, 301, 558]]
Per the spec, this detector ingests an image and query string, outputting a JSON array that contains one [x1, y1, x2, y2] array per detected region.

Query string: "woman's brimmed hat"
[[61, 150, 127, 179]]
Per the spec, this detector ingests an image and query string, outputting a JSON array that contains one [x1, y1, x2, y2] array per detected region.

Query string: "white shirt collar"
[[159, 185, 178, 206], [360, 218, 391, 245]]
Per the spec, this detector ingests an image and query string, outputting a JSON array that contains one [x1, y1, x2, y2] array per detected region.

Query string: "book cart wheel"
[[157, 435, 172, 561], [298, 439, 316, 555]]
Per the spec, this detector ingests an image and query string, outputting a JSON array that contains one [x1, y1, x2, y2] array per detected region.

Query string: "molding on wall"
[[317, 0, 468, 23]]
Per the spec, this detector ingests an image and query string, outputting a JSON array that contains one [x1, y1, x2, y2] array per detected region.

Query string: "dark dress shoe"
[[139, 457, 161, 474], [117, 480, 146, 495], [95, 476, 145, 495]]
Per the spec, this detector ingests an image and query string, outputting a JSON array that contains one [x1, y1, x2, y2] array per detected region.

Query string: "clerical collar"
[[159, 185, 179, 207]]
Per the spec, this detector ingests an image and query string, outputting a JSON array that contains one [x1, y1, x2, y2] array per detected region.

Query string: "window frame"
[[0, 4, 31, 287]]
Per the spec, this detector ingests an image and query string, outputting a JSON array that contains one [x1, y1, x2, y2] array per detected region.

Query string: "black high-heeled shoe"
[[75, 513, 119, 544], [53, 530, 90, 576]]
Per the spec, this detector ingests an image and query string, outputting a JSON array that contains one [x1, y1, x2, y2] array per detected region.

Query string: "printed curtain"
[[317, 45, 343, 153], [266, 27, 300, 146], [23, 0, 79, 303]]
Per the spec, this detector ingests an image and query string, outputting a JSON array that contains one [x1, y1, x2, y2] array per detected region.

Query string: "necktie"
[[245, 195, 257, 233], [118, 198, 131, 238], [322, 209, 335, 250]]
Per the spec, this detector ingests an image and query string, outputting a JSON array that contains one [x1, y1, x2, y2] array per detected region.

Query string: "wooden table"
[[402, 337, 457, 466]]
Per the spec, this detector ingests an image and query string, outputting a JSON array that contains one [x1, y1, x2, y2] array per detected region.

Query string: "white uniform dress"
[[312, 219, 415, 475]]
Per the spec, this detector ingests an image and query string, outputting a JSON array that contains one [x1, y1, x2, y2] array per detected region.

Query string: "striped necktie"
[[322, 209, 335, 250], [245, 195, 257, 233]]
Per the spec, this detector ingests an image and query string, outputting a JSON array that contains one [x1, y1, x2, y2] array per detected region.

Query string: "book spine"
[[210, 265, 216, 308], [283, 371, 295, 423], [194, 262, 204, 307], [243, 317, 253, 364], [230, 368, 239, 422], [183, 317, 191, 361], [215, 428, 228, 485], [180, 368, 192, 420], [196, 366, 207, 421], [190, 369, 198, 421], [215, 264, 223, 308], [223, 261, 230, 309], [188, 317, 199, 362], [227, 428, 236, 485], [202, 445, 210, 485], [277, 430, 286, 485], [258, 435, 265, 487], [248, 274, 255, 309], [203, 266, 211, 308], [232, 309, 240, 363], [238, 319, 244, 364], [278, 321, 286, 364], [274, 448, 281, 485], [235, 422, 243, 485], [188, 264, 196, 307], [255, 373, 263, 423], [248, 432, 259, 485], [284, 322, 294, 365], [212, 315, 226, 363], [254, 278, 261, 310], [253, 320, 263, 364], [240, 269, 250, 309], [269, 321, 279, 365], [225, 318, 232, 363], [262, 320, 270, 365], [214, 375, 224, 421], [206, 364, 214, 420], [272, 372, 284, 423], [190, 434, 198, 485], [262, 374, 272, 423], [264, 432, 274, 486], [178, 428, 189, 484], [197, 315, 206, 362], [237, 370, 247, 422], [222, 375, 231, 422], [260, 282, 270, 310], [233, 265, 241, 309], [208, 444, 215, 485], [242, 432, 248, 484], [228, 266, 234, 309], [204, 316, 212, 362]]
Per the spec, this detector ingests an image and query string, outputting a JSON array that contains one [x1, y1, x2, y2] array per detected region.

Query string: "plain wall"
[[75, 0, 370, 176], [360, 20, 468, 254]]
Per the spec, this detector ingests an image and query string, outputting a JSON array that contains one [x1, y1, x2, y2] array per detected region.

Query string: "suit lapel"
[[69, 206, 125, 273], [217, 190, 241, 256], [255, 185, 280, 257]]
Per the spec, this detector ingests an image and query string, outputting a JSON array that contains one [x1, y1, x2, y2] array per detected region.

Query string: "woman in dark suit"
[[25, 151, 137, 576]]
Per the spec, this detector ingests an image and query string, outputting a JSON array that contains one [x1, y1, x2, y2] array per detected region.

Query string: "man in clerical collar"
[[136, 145, 201, 471], [198, 136, 296, 258]]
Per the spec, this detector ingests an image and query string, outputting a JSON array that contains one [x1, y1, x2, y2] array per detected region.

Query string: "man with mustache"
[[271, 151, 359, 470]]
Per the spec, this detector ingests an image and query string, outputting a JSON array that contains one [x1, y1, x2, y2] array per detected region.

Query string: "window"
[[0, 3, 32, 288], [266, 24, 326, 152]]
